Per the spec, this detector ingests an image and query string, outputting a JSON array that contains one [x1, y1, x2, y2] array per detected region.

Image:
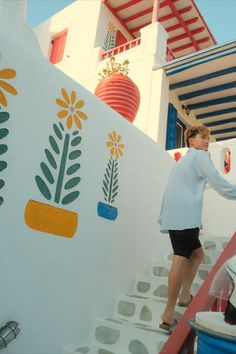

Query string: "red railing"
[[160, 231, 236, 354], [101, 38, 141, 60], [101, 39, 176, 62]]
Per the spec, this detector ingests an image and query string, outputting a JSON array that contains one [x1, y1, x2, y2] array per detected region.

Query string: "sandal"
[[159, 318, 178, 333], [178, 294, 193, 307]]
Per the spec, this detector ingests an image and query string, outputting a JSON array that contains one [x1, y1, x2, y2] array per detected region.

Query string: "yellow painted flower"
[[0, 68, 17, 107], [56, 88, 88, 129], [106, 131, 124, 158]]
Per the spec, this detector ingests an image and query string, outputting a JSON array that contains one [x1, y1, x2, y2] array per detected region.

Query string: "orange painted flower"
[[56, 88, 88, 129], [106, 131, 124, 158], [0, 68, 17, 107]]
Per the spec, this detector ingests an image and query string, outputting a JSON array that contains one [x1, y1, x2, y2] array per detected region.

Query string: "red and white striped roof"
[[102, 0, 217, 58]]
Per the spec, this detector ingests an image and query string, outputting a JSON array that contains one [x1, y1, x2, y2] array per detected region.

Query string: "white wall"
[[0, 10, 174, 353], [34, 0, 101, 82]]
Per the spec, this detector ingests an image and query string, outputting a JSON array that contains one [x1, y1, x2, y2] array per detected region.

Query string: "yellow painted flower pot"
[[25, 199, 78, 238]]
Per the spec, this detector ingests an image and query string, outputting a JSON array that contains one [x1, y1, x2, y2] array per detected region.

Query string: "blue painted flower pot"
[[97, 201, 118, 220]]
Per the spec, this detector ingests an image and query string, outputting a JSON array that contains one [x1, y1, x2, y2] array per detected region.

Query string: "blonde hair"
[[184, 125, 210, 147]]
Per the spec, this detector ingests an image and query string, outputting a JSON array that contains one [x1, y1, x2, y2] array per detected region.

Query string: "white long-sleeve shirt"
[[158, 147, 236, 233]]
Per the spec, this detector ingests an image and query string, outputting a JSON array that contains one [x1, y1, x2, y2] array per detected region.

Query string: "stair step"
[[115, 294, 184, 326], [134, 276, 201, 301], [90, 317, 170, 354]]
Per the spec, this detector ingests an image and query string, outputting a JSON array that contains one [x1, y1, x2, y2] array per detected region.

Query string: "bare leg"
[[161, 255, 189, 324], [178, 247, 204, 303]]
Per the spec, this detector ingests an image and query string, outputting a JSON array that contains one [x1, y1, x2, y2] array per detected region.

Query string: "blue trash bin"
[[189, 319, 236, 354]]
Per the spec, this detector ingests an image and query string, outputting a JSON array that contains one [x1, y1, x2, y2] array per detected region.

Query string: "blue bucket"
[[189, 319, 236, 354]]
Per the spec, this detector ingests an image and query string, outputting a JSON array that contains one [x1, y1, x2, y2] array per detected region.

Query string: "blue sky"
[[27, 0, 236, 45]]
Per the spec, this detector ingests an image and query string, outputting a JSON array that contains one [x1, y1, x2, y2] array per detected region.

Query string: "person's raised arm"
[[195, 150, 236, 200]]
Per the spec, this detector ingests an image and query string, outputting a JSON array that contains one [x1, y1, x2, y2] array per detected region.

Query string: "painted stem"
[[108, 157, 114, 203], [54, 133, 70, 203]]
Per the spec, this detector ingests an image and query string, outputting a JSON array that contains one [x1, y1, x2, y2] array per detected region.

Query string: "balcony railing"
[[100, 38, 176, 62], [101, 38, 141, 60]]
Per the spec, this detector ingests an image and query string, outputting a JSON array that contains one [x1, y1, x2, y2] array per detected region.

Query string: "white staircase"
[[71, 234, 229, 354]]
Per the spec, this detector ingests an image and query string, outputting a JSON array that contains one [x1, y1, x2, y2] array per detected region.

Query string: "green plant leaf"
[[113, 179, 118, 187], [0, 161, 7, 172], [61, 191, 80, 205], [40, 162, 54, 184], [66, 163, 80, 175], [49, 135, 60, 154], [112, 192, 118, 199], [103, 180, 108, 191], [102, 186, 108, 197], [59, 122, 64, 131], [104, 174, 109, 185], [45, 149, 57, 169], [68, 150, 81, 160], [0, 112, 10, 124], [71, 136, 82, 146], [0, 196, 3, 205], [0, 179, 4, 189], [112, 185, 119, 193], [64, 177, 81, 190], [0, 128, 9, 140], [35, 175, 52, 200], [0, 144, 7, 156], [53, 123, 63, 140]]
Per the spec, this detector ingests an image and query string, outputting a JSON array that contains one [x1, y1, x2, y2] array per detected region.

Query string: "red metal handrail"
[[160, 231, 236, 354], [101, 38, 141, 60]]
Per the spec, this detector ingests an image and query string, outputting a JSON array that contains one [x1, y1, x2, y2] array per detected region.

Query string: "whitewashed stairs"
[[72, 235, 229, 354]]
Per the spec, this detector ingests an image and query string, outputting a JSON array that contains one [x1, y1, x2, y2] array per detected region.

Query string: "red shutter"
[[115, 30, 127, 47], [50, 29, 68, 64]]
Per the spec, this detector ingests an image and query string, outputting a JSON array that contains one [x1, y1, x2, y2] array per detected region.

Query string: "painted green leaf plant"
[[97, 131, 124, 221], [35, 88, 88, 206], [0, 66, 17, 206]]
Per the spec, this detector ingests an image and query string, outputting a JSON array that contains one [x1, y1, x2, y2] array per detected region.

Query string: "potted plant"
[[95, 57, 140, 123]]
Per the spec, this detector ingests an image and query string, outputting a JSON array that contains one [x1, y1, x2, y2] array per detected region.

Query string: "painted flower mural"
[[97, 131, 124, 221], [0, 65, 17, 206], [25, 88, 88, 238]]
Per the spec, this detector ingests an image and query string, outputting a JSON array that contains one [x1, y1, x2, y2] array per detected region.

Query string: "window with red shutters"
[[49, 29, 68, 64]]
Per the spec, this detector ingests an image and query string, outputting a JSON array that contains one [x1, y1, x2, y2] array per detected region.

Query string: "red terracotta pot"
[[95, 73, 140, 123]]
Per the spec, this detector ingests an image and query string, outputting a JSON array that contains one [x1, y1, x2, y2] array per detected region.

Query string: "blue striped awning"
[[162, 40, 236, 141]]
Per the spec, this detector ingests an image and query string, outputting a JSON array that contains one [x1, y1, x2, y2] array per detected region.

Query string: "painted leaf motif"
[[49, 135, 60, 154], [0, 161, 7, 172], [112, 185, 119, 193], [53, 124, 63, 140], [0, 112, 9, 124], [72, 130, 79, 136], [0, 128, 9, 140], [0, 179, 4, 189], [0, 144, 7, 156], [104, 174, 109, 185], [69, 150, 81, 160], [71, 136, 82, 147], [40, 162, 54, 184], [45, 149, 57, 169], [64, 177, 81, 190], [0, 196, 3, 205], [105, 167, 110, 178], [113, 173, 118, 180], [113, 179, 118, 187], [103, 180, 109, 192], [102, 186, 108, 197], [66, 163, 80, 175], [35, 175, 52, 200], [59, 122, 64, 131], [61, 191, 80, 205]]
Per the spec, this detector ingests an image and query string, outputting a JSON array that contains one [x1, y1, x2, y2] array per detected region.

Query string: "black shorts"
[[169, 227, 201, 259]]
